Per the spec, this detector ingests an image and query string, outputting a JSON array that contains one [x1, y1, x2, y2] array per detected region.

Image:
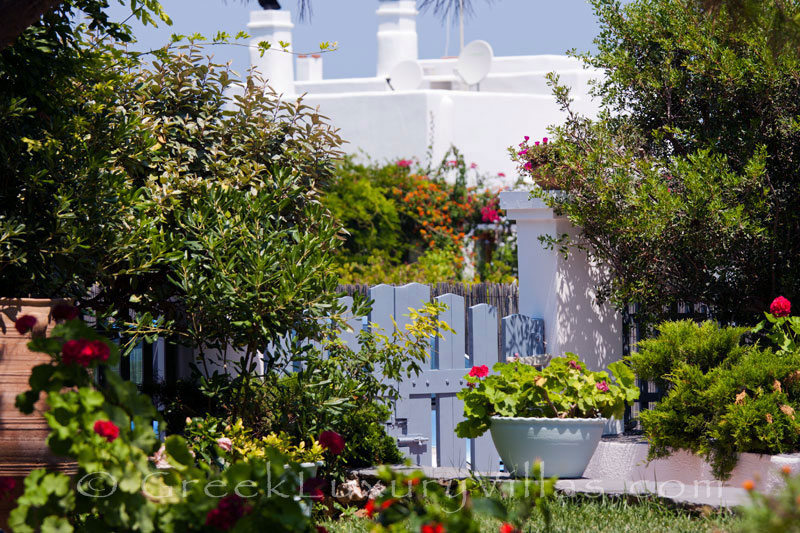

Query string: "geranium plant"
[[455, 356, 639, 439], [10, 309, 322, 532]]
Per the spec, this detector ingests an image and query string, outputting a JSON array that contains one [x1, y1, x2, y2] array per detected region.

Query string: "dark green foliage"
[[336, 403, 404, 468], [523, 0, 800, 324], [630, 320, 800, 479]]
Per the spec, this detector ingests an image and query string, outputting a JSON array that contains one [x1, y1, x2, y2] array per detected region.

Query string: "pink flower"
[[217, 437, 233, 452], [0, 477, 16, 500], [14, 315, 37, 335], [397, 159, 413, 168], [470, 162, 478, 169], [596, 381, 609, 393], [62, 339, 110, 367], [542, 137, 548, 144], [524, 136, 530, 141], [205, 494, 252, 530], [534, 141, 540, 146], [319, 430, 345, 455], [150, 445, 171, 468], [569, 360, 581, 371], [469, 365, 489, 378], [52, 304, 79, 321], [498, 172, 506, 177], [448, 160, 458, 167], [481, 206, 500, 223], [518, 149, 528, 156], [94, 420, 120, 442], [524, 162, 533, 170], [770, 296, 791, 317]]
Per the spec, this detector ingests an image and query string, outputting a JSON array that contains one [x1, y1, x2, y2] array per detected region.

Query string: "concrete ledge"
[[584, 439, 800, 493]]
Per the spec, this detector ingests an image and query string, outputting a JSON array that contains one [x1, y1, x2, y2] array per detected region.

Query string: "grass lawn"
[[320, 495, 740, 532]]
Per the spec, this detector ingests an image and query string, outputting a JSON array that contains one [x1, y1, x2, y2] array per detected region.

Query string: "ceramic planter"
[[489, 416, 606, 478]]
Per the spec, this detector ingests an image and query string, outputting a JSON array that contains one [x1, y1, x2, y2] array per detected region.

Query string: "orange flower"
[[783, 465, 793, 475], [742, 480, 755, 491]]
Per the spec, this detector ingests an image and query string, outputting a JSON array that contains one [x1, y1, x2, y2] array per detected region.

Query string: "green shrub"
[[628, 320, 751, 384], [630, 320, 800, 479]]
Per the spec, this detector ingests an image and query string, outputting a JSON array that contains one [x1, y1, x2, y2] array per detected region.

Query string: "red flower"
[[468, 365, 489, 379], [94, 420, 120, 442], [596, 381, 609, 393], [381, 498, 396, 510], [365, 499, 376, 517], [14, 315, 37, 335], [770, 296, 791, 317], [569, 360, 581, 371], [205, 494, 252, 530], [303, 477, 326, 501], [316, 527, 329, 533], [421, 523, 445, 533], [397, 159, 413, 168], [0, 477, 16, 500], [52, 304, 79, 321], [62, 339, 110, 367], [319, 430, 345, 455], [499, 523, 516, 533]]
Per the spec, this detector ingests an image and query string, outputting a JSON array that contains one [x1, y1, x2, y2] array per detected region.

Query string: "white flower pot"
[[489, 416, 606, 478]]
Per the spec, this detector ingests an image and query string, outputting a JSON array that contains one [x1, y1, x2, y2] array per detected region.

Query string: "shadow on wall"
[[555, 225, 622, 371]]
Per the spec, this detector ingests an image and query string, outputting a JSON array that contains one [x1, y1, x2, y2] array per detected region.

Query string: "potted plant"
[[456, 356, 639, 477]]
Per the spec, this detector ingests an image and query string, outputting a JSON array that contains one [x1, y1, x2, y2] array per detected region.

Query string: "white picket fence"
[[326, 283, 545, 472]]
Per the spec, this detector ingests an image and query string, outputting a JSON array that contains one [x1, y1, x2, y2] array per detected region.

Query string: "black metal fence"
[[623, 301, 713, 431]]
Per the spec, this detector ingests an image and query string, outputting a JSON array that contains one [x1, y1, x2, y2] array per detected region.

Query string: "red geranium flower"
[[771, 296, 791, 317], [468, 365, 489, 379], [421, 523, 445, 533], [52, 304, 80, 321], [319, 430, 345, 455], [62, 339, 110, 367], [365, 499, 376, 517], [0, 477, 16, 500], [303, 477, 326, 501], [499, 523, 516, 533], [205, 494, 252, 530], [94, 420, 120, 442], [14, 315, 37, 335]]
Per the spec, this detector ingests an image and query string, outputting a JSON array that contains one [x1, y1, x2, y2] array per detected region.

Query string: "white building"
[[245, 0, 600, 180]]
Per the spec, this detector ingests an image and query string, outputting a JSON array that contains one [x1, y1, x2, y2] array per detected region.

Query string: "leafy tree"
[[518, 0, 800, 323], [0, 0, 346, 362]]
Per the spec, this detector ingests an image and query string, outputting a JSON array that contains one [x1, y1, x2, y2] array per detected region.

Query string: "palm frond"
[[418, 0, 493, 22]]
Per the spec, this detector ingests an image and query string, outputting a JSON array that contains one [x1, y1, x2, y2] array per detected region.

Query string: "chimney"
[[376, 0, 419, 78], [296, 54, 323, 82], [247, 10, 295, 95]]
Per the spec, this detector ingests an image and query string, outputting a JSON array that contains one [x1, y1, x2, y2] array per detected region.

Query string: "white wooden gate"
[[327, 283, 544, 472]]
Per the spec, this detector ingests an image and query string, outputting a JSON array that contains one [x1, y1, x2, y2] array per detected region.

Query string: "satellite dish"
[[387, 60, 423, 91], [456, 40, 494, 87]]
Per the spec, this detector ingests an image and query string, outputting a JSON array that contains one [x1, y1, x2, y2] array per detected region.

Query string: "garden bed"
[[585, 436, 800, 493]]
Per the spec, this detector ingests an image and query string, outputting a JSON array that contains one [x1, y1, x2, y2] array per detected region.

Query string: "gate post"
[[500, 191, 623, 372]]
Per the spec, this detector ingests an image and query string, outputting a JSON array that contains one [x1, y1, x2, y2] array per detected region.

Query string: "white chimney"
[[247, 10, 295, 95], [296, 54, 323, 82], [376, 0, 419, 78]]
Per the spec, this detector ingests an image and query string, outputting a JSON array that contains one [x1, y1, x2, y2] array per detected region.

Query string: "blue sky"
[[107, 1, 604, 80]]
